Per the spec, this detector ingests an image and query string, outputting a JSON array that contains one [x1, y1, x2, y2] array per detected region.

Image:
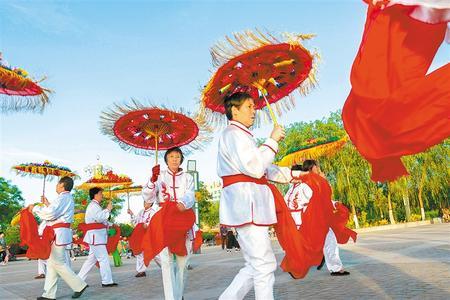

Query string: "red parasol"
[[0, 63, 50, 113], [201, 30, 319, 127], [100, 100, 211, 163]]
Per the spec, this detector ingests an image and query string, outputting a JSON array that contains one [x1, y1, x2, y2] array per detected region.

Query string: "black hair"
[[291, 164, 303, 171], [301, 159, 318, 172], [89, 187, 103, 200], [164, 147, 184, 165], [224, 92, 253, 121], [59, 176, 74, 192]]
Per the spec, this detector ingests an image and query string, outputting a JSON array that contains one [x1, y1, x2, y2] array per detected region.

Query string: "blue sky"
[[1, 1, 448, 222]]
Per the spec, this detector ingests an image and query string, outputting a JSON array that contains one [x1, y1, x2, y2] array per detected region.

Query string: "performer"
[[286, 160, 351, 276], [342, 0, 450, 182], [29, 177, 88, 300], [127, 200, 161, 277], [217, 92, 300, 300], [77, 187, 117, 287], [142, 146, 195, 300], [283, 165, 313, 230]]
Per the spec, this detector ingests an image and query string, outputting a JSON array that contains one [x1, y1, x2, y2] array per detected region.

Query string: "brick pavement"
[[1, 224, 449, 300]]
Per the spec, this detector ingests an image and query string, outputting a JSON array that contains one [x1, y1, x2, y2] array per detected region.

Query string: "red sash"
[[78, 223, 107, 232], [142, 202, 195, 266], [222, 173, 356, 279]]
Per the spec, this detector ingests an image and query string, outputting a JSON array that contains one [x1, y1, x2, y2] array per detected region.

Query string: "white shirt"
[[142, 168, 196, 238], [284, 183, 313, 226], [217, 121, 294, 227], [142, 168, 195, 209], [33, 191, 74, 246], [82, 200, 110, 245], [131, 207, 155, 225]]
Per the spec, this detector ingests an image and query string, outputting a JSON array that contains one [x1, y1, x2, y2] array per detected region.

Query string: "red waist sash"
[[51, 223, 71, 229]]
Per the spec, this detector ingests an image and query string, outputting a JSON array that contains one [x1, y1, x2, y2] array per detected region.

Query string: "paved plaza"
[[1, 224, 449, 300]]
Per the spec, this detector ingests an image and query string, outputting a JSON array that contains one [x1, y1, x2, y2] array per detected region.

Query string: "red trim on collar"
[[167, 168, 183, 177], [230, 121, 253, 137]]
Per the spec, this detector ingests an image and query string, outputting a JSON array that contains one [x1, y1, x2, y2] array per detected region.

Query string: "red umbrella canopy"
[[201, 30, 319, 127], [0, 65, 50, 113], [100, 100, 211, 156]]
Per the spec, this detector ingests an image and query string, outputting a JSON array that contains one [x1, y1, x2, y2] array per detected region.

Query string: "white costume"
[[285, 182, 344, 273], [78, 200, 114, 285], [217, 121, 294, 300], [142, 168, 195, 300], [131, 205, 161, 272], [33, 191, 87, 299], [283, 182, 313, 229]]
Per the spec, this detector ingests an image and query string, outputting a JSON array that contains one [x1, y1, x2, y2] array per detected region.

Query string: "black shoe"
[[135, 272, 146, 277], [330, 270, 350, 276], [102, 283, 118, 287], [317, 256, 326, 270], [72, 284, 88, 298], [37, 297, 55, 300]]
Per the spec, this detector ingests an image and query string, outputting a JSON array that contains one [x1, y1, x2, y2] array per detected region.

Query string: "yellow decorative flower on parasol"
[[200, 29, 319, 127], [277, 136, 349, 167], [12, 160, 78, 196]]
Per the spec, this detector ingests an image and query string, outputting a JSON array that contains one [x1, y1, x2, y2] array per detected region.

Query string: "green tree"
[[0, 177, 25, 230], [196, 182, 219, 228]]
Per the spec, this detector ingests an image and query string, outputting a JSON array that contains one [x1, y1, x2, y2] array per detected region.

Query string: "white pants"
[[219, 225, 276, 300], [42, 244, 86, 299], [38, 249, 72, 275], [78, 244, 113, 285], [324, 229, 344, 272], [38, 259, 47, 275], [136, 253, 162, 272], [160, 238, 191, 300]]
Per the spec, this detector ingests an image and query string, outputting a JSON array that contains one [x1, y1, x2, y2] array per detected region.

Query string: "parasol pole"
[[127, 191, 130, 210], [261, 93, 279, 126], [42, 174, 47, 197], [155, 134, 159, 165]]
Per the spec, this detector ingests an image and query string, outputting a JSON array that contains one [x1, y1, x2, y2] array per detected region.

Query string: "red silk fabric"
[[19, 210, 71, 260], [222, 173, 356, 279], [142, 202, 195, 266], [342, 3, 450, 182], [128, 223, 146, 255], [192, 230, 203, 253]]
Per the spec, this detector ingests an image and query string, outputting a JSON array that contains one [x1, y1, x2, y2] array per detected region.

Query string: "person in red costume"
[[342, 0, 450, 182]]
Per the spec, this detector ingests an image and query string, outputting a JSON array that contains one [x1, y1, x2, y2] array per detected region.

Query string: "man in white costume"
[[29, 177, 88, 300], [78, 187, 117, 287], [284, 161, 350, 276], [127, 200, 161, 277], [142, 146, 195, 300], [217, 92, 300, 300]]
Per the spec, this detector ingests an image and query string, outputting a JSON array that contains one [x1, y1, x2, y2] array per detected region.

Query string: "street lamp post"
[[187, 159, 201, 254]]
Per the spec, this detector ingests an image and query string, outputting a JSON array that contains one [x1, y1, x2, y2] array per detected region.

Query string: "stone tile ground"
[[1, 224, 449, 299]]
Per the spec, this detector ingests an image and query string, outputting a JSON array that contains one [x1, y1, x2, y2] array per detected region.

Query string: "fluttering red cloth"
[[192, 230, 203, 253], [222, 173, 356, 279], [19, 210, 71, 260], [342, 3, 450, 182], [128, 223, 146, 255], [330, 202, 358, 244], [142, 202, 195, 266]]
